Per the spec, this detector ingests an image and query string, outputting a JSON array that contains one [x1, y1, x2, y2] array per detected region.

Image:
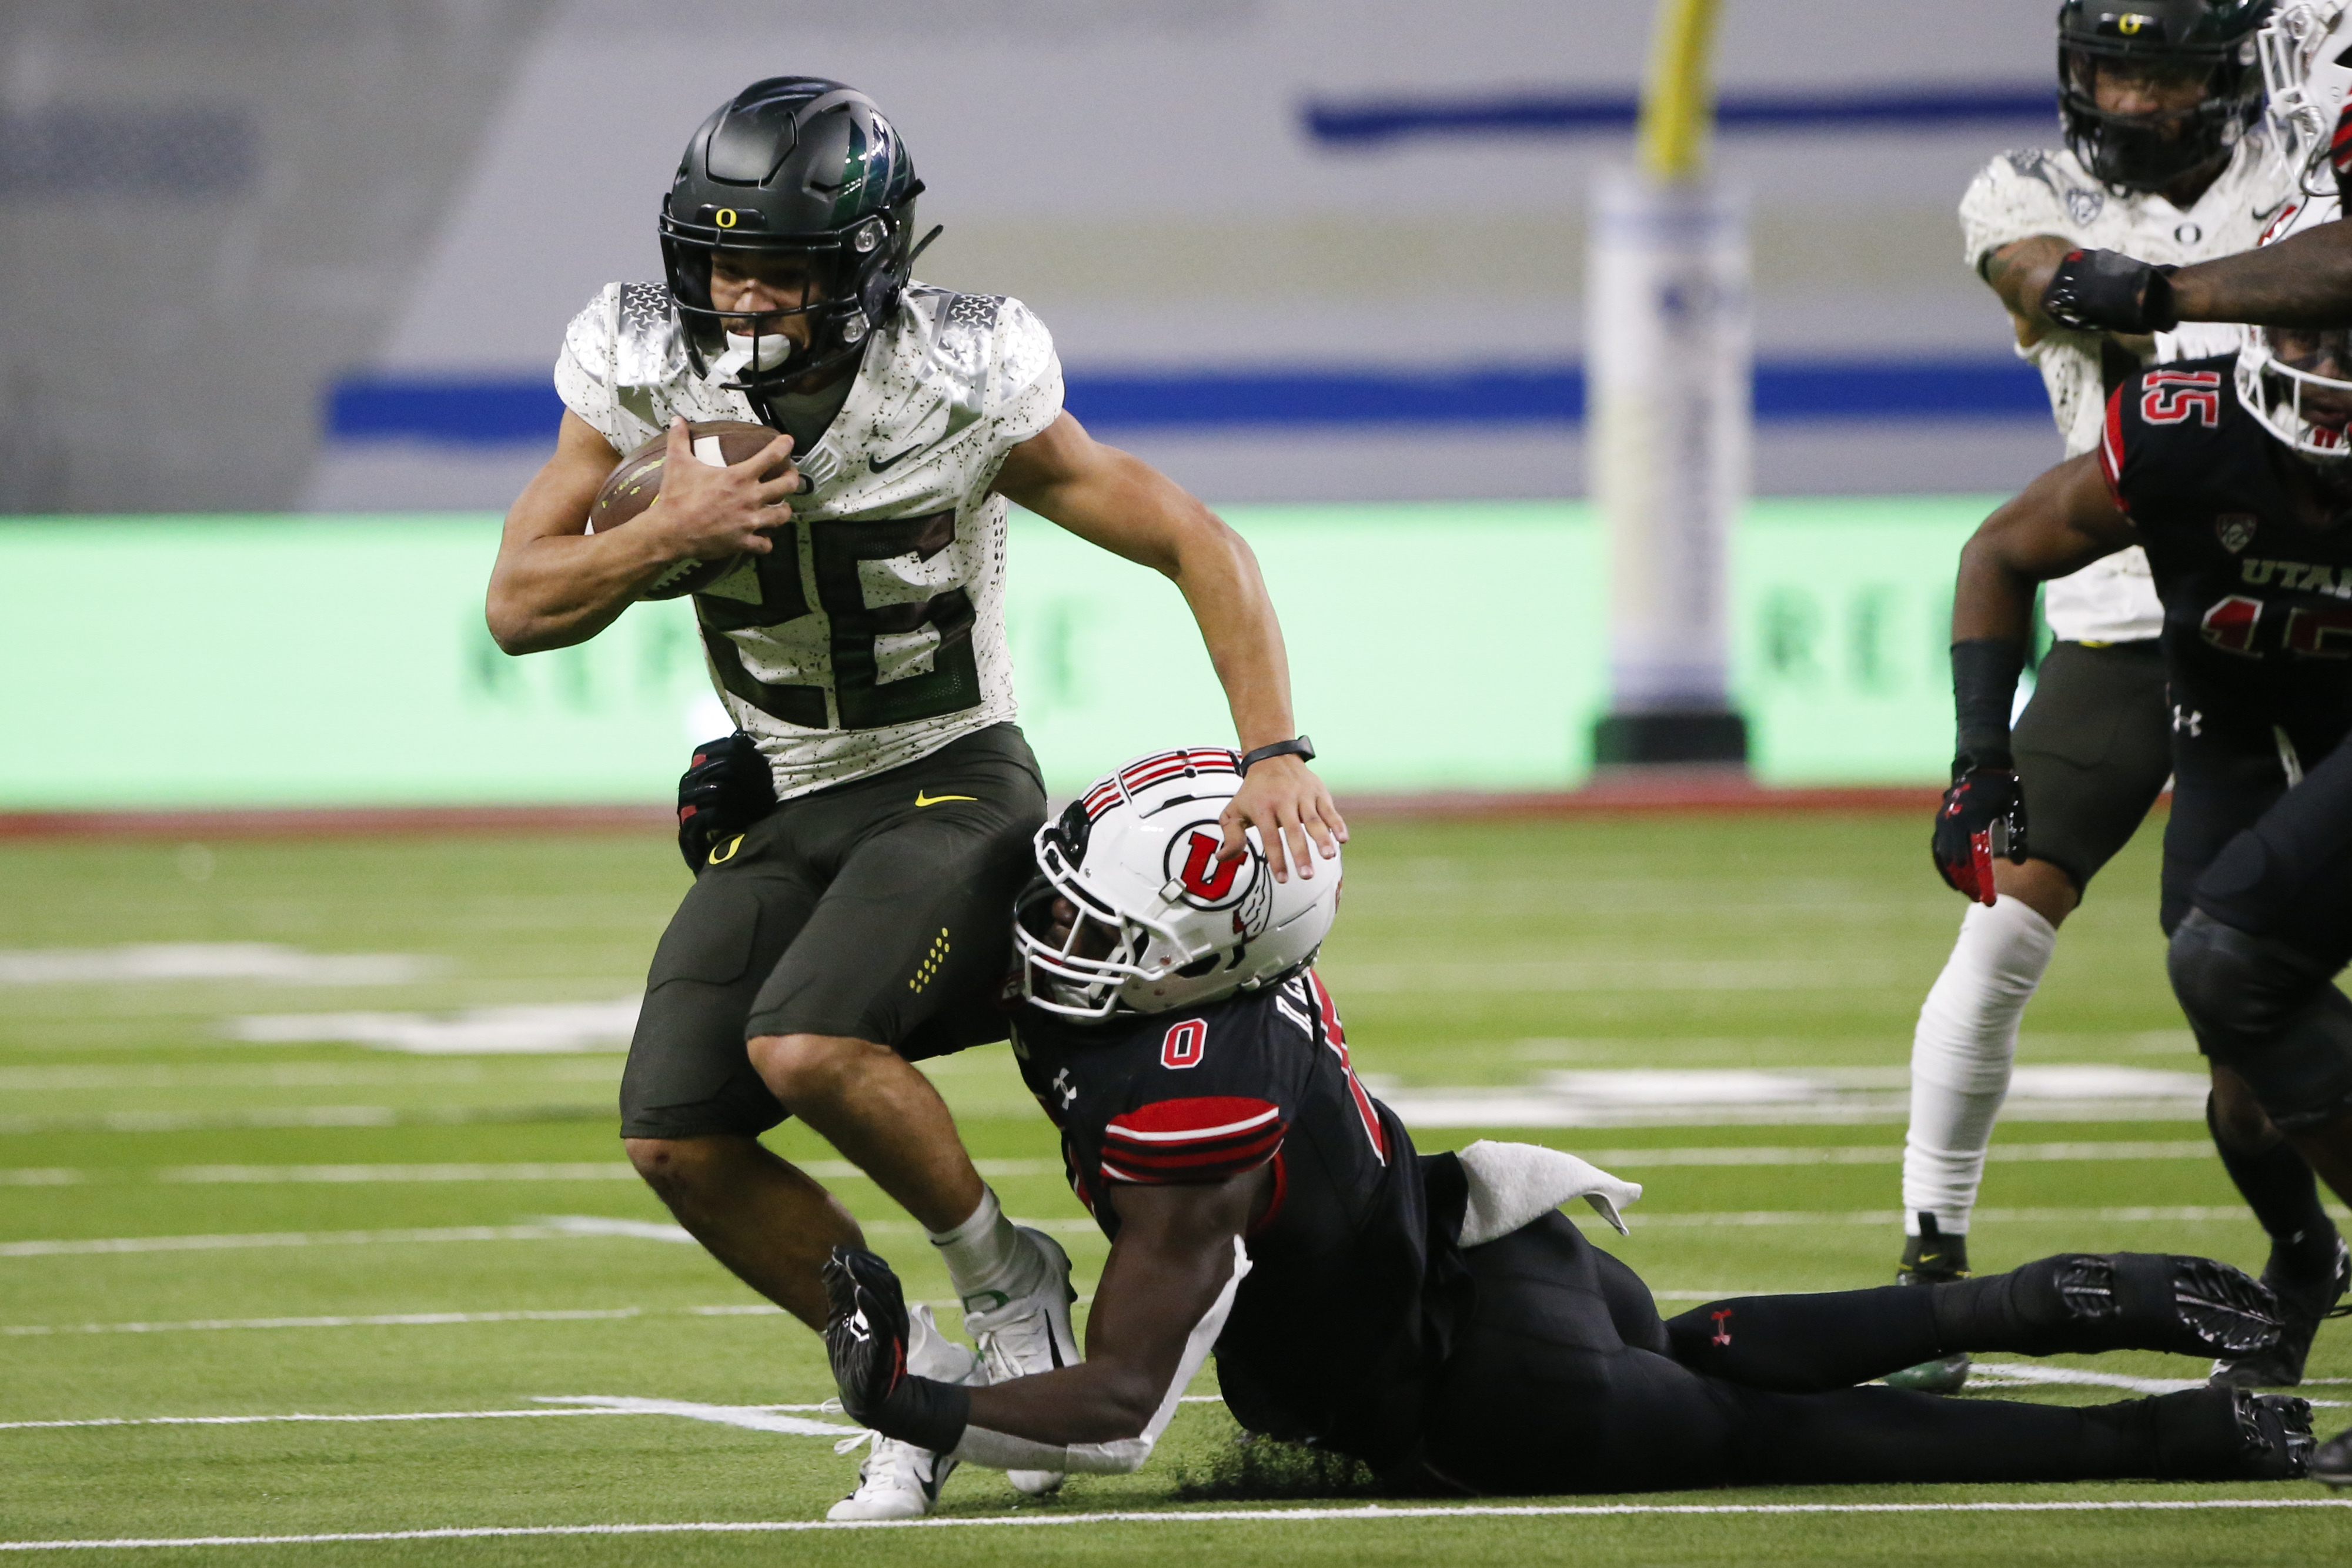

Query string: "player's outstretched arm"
[[1982, 235, 2125, 350], [994, 413, 1345, 882], [823, 1171, 1262, 1472], [2044, 222, 2352, 336], [1953, 452, 2136, 647], [2169, 217, 2352, 327], [485, 414, 800, 655]]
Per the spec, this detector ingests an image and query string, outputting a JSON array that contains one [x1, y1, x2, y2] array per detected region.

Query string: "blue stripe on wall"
[[1304, 86, 2054, 147], [326, 360, 2048, 444]]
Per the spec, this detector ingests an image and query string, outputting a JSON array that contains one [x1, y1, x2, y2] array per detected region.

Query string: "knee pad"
[[2169, 910, 2352, 1129]]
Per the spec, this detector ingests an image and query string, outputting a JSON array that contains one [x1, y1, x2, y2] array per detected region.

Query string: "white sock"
[[1902, 894, 2058, 1236], [927, 1187, 1045, 1315]]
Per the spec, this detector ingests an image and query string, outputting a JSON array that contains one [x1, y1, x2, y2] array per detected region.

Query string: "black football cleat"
[[2013, 1252, 2283, 1360], [2149, 1387, 2313, 1481], [1886, 1215, 1972, 1395], [2211, 1235, 2350, 1389], [2311, 1424, 2352, 1490]]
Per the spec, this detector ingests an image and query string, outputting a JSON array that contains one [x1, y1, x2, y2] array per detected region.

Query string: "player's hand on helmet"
[[1221, 754, 1347, 884], [676, 731, 777, 872], [821, 1246, 970, 1450], [2043, 249, 2180, 336], [1932, 761, 2028, 907], [646, 417, 806, 560]]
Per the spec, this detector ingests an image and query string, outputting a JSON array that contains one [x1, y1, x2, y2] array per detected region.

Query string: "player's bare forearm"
[[1953, 453, 2136, 646], [960, 1176, 1258, 1445], [997, 414, 1347, 875], [1983, 235, 2073, 346], [2170, 218, 2352, 327], [487, 413, 801, 655]]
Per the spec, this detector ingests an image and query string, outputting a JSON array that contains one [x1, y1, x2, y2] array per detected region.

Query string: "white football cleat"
[[826, 1304, 979, 1522], [964, 1226, 1081, 1496]]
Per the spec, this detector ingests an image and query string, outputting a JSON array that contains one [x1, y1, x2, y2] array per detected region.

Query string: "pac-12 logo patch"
[[2216, 513, 2258, 554]]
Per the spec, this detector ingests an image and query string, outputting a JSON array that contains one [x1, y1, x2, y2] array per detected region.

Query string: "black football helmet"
[[2058, 0, 2275, 193], [658, 78, 935, 414]]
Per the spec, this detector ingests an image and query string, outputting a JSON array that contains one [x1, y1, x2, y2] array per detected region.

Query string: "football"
[[585, 419, 789, 599]]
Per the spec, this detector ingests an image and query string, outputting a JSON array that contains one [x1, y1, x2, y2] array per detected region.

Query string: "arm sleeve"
[[950, 1236, 1252, 1476], [2097, 382, 2133, 516]]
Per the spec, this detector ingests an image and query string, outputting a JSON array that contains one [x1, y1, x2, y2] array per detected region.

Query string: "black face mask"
[[2059, 46, 2258, 195]]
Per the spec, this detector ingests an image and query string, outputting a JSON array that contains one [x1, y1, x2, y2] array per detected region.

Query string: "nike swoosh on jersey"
[[869, 442, 925, 474], [915, 791, 977, 807]]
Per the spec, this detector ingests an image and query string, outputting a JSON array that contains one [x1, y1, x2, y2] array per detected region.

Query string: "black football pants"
[[1418, 1213, 2184, 1494]]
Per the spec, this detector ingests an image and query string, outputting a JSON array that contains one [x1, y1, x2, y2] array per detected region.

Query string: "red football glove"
[[1932, 765, 2027, 905]]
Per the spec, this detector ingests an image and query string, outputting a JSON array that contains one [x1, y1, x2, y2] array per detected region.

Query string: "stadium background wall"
[[0, 501, 2005, 806]]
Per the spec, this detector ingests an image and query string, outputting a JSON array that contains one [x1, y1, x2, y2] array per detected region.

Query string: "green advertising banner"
[[0, 499, 1999, 807]]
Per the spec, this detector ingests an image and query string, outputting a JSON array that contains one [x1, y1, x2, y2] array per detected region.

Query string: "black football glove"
[[1932, 763, 2028, 907], [676, 731, 776, 872], [2042, 248, 2180, 336], [821, 1246, 970, 1452]]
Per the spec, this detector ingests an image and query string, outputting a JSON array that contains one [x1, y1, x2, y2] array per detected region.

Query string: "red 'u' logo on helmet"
[[1178, 831, 1241, 900]]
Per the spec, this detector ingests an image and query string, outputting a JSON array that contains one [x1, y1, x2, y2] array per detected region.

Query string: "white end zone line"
[[4, 1498, 2348, 1550]]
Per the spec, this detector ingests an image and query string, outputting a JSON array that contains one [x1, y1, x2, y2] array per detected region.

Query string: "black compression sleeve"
[[876, 1375, 972, 1454], [1950, 639, 2026, 769]]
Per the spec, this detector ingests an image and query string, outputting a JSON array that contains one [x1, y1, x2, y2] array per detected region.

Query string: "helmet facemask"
[[2060, 28, 2267, 193], [2237, 323, 2352, 458], [1013, 851, 1198, 1021], [659, 203, 930, 407]]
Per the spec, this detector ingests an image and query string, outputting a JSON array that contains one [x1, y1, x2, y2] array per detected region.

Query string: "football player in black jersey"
[[812, 748, 2313, 1498], [1937, 326, 2352, 1486]]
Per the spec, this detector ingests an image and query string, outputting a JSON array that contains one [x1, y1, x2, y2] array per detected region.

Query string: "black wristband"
[[1950, 639, 2025, 769], [1240, 735, 1314, 773], [2140, 265, 2181, 333], [880, 1374, 972, 1455]]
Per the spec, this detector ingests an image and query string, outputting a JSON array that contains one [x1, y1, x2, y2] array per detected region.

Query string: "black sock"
[[2208, 1094, 2338, 1279], [1665, 1286, 1943, 1391]]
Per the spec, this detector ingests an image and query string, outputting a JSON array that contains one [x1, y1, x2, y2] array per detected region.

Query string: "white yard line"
[[1582, 1141, 2219, 1167], [1965, 1361, 2347, 1407], [2, 1308, 647, 1338], [1630, 1205, 2351, 1228], [0, 1401, 853, 1434], [2, 1159, 1058, 1186], [0, 1213, 1098, 1259], [4, 1498, 2347, 1550]]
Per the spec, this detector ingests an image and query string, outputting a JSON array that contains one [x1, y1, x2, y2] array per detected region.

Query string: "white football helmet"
[[2237, 323, 2352, 456], [2259, 0, 2352, 201], [1014, 747, 1341, 1019]]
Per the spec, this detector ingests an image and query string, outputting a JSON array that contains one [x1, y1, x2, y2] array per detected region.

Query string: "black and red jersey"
[[1010, 971, 1466, 1469], [2101, 353, 2352, 753]]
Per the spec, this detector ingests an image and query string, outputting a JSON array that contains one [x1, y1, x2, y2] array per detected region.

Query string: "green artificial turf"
[[1, 814, 2346, 1562]]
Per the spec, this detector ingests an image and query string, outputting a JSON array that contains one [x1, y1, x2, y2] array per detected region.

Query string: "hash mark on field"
[[4, 1499, 2346, 1549], [0, 1402, 854, 1433], [1966, 1361, 2347, 1407], [0, 944, 437, 987]]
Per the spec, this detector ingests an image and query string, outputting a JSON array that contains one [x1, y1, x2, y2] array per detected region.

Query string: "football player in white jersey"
[[483, 78, 1344, 1519], [1896, 0, 2305, 1395]]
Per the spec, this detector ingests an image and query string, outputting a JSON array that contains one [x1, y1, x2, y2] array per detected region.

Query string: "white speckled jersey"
[[1959, 133, 2296, 644], [554, 282, 1064, 798]]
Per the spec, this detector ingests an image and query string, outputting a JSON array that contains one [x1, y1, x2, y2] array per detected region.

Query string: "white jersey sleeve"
[[552, 282, 751, 456]]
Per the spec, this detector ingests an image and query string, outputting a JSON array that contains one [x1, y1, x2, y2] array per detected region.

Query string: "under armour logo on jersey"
[[1710, 1308, 1734, 1347], [1051, 1068, 1077, 1110], [2173, 704, 2204, 737]]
